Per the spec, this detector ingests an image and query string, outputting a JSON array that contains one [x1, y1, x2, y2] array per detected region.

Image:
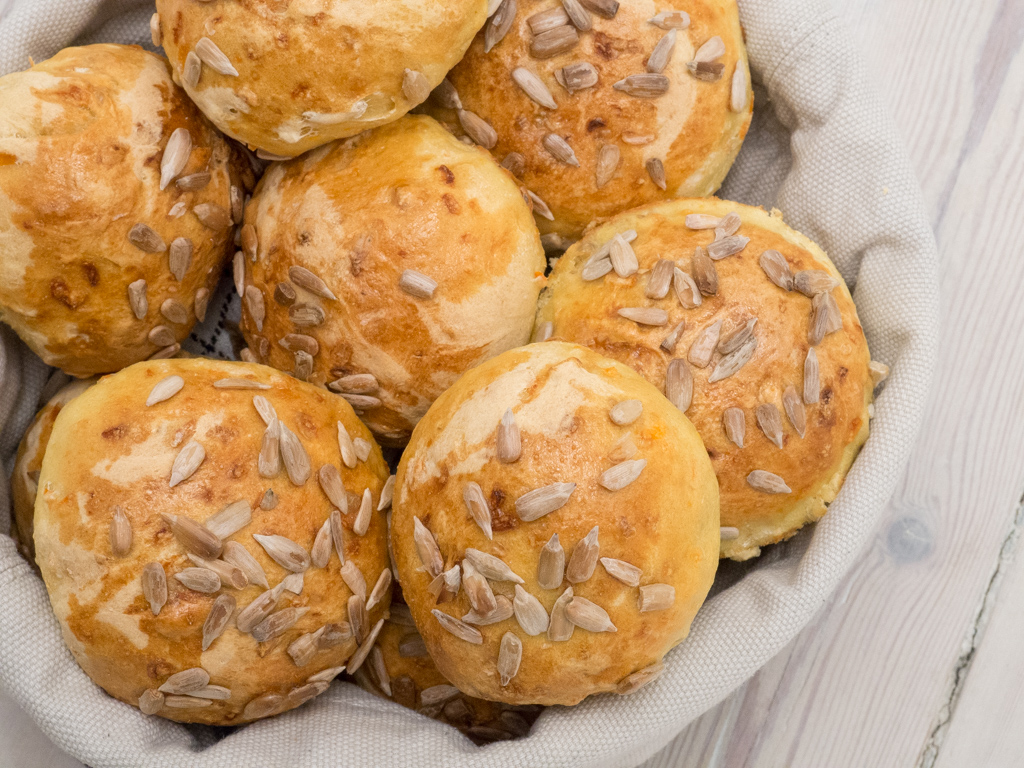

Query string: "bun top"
[[155, 0, 489, 156], [538, 198, 874, 560]]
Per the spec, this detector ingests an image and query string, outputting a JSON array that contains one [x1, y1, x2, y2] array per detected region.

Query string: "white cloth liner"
[[0, 0, 939, 765]]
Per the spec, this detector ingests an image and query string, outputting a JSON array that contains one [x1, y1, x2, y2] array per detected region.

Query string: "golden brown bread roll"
[[238, 115, 547, 445], [536, 198, 876, 560], [0, 45, 248, 377], [154, 0, 489, 157], [10, 379, 96, 566], [34, 358, 392, 724], [421, 0, 752, 239], [391, 341, 719, 705]]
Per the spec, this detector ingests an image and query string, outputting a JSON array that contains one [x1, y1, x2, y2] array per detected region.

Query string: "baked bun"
[[421, 0, 751, 239], [391, 341, 719, 706], [154, 0, 489, 157], [0, 45, 248, 377], [352, 604, 541, 742], [537, 198, 876, 560], [11, 379, 96, 566], [238, 115, 546, 445], [33, 358, 392, 725]]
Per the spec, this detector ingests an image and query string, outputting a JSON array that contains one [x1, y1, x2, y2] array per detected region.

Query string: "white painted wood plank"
[[645, 0, 1024, 765]]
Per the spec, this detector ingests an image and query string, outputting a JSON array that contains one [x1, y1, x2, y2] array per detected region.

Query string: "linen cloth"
[[0, 0, 940, 766]]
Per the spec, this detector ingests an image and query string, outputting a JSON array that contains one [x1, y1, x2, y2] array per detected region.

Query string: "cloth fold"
[[0, 0, 939, 765]]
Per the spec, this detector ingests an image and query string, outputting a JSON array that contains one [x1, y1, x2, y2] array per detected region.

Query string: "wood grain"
[[645, 0, 1024, 765]]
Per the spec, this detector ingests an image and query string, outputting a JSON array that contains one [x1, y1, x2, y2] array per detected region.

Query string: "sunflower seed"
[[328, 373, 378, 395], [187, 685, 232, 702], [235, 588, 283, 634], [562, 0, 592, 29], [257, 419, 281, 479], [708, 235, 749, 260], [142, 563, 167, 615], [281, 572, 304, 595], [608, 434, 638, 462], [365, 646, 391, 695], [174, 567, 221, 593], [566, 526, 599, 583], [500, 152, 526, 178], [127, 279, 149, 320], [463, 549, 524, 586], [649, 10, 688, 28], [462, 482, 493, 540], [182, 50, 203, 87], [600, 459, 647, 491], [691, 246, 719, 296], [638, 583, 675, 612], [201, 594, 236, 651], [307, 666, 346, 685], [458, 110, 498, 149], [800, 348, 821, 404], [794, 270, 839, 297], [223, 541, 269, 589], [433, 610, 483, 644], [618, 307, 668, 326], [243, 286, 265, 332], [145, 378, 183, 410], [870, 360, 890, 386], [597, 557, 641, 587], [433, 78, 462, 110], [167, 439, 205, 488], [463, 595, 514, 626], [595, 144, 620, 188], [673, 268, 702, 308], [558, 62, 599, 94], [163, 695, 211, 709], [710, 335, 758, 382], [809, 291, 842, 345], [366, 569, 391, 612], [319, 622, 353, 649], [330, 510, 346, 566], [543, 133, 579, 166], [398, 269, 437, 299], [421, 684, 461, 708], [686, 215, 720, 231], [160, 128, 192, 190], [401, 68, 431, 104], [532, 321, 554, 343], [177, 172, 210, 192], [159, 668, 209, 695], [747, 470, 791, 494], [284, 680, 329, 708], [756, 403, 784, 448], [666, 359, 693, 411], [193, 203, 231, 231], [129, 223, 166, 253], [188, 554, 247, 590], [496, 631, 523, 687], [617, 660, 665, 695], [139, 689, 164, 715], [194, 287, 210, 321], [657, 320, 685, 353], [252, 606, 308, 643], [376, 477, 395, 514], [719, 318, 757, 355], [513, 585, 549, 635], [720, 526, 741, 541], [311, 519, 333, 569], [528, 533, 565, 591], [413, 518, 443, 578], [613, 74, 669, 98], [354, 438, 372, 462], [515, 482, 576, 521], [721, 407, 746, 448], [531, 25, 579, 58], [693, 35, 726, 63], [275, 282, 297, 307], [485, 0, 517, 52], [232, 252, 246, 298], [683, 320, 719, 368], [204, 500, 252, 540], [148, 325, 176, 347], [462, 559, 498, 615], [289, 265, 336, 301], [783, 385, 807, 438], [582, 257, 613, 281], [644, 157, 668, 190], [279, 423, 311, 485], [643, 259, 674, 299], [354, 488, 373, 536], [292, 350, 313, 381], [288, 628, 326, 667], [714, 212, 741, 240], [527, 6, 569, 33], [430, 563, 462, 604], [609, 235, 639, 277], [647, 29, 677, 73], [760, 249, 794, 290], [195, 37, 238, 76], [730, 63, 750, 112], [609, 399, 642, 426], [164, 239, 194, 283], [523, 187, 554, 220], [253, 534, 310, 574], [512, 68, 557, 109], [566, 596, 616, 632], [580, 0, 617, 15]]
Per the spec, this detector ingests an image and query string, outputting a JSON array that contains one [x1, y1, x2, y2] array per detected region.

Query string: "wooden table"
[[1, 0, 1022, 766]]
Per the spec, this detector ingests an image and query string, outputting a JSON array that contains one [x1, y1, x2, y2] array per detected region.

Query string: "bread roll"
[[154, 0, 489, 157], [422, 0, 752, 238], [392, 341, 719, 705], [0, 45, 248, 377], [238, 115, 546, 445], [34, 358, 391, 724], [537, 198, 877, 560]]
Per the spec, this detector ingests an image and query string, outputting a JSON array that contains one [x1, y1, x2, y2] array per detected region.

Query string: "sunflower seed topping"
[[142, 563, 167, 615], [128, 223, 166, 253], [595, 144, 621, 188], [783, 385, 807, 438], [463, 595, 514, 626], [566, 526, 600, 583], [174, 567, 221, 593], [253, 534, 310, 573], [715, 212, 741, 239], [512, 68, 557, 109], [413, 518, 443, 578], [159, 128, 192, 190], [377, 475, 396, 512], [288, 265, 336, 301], [464, 548, 524, 584], [195, 37, 238, 76], [718, 318, 757, 355], [710, 336, 758, 382], [870, 360, 890, 386], [527, 6, 569, 33], [760, 249, 794, 290], [598, 557, 641, 587], [281, 572, 304, 595], [202, 500, 251, 540], [708, 235, 750, 260], [159, 668, 209, 695], [398, 269, 437, 299], [608, 434, 638, 462], [619, 307, 668, 326], [176, 172, 210, 192], [235, 587, 283, 634], [731, 64, 749, 112], [148, 325, 176, 348], [647, 29, 677, 74], [649, 10, 688, 28], [330, 510, 346, 566], [279, 423, 311, 485], [463, 482, 493, 540], [524, 187, 555, 220], [164, 238, 194, 283], [433, 610, 483, 644], [288, 302, 327, 329], [354, 488, 373, 536], [614, 73, 670, 98], [486, 0, 517, 52], [666, 359, 693, 412], [673, 268, 702, 308], [366, 568, 391, 612], [167, 439, 204, 487], [531, 25, 579, 58], [163, 695, 211, 709], [308, 666, 346, 685], [659, 320, 686, 353], [328, 374, 379, 396], [756, 403, 785, 449], [609, 399, 642, 426], [720, 526, 741, 541], [794, 270, 839, 297], [515, 482, 576, 521], [685, 320, 720, 368], [317, 464, 347, 512], [420, 684, 461, 709], [493, 632, 523, 688], [566, 596, 616, 632], [402, 68, 431, 104], [692, 246, 719, 295], [284, 681, 329, 708], [243, 286, 265, 332], [513, 585, 549, 635], [252, 606, 308, 643], [201, 594, 236, 651], [600, 459, 647, 491], [535, 533, 566, 590], [617, 661, 665, 695], [638, 583, 675, 612], [686, 214, 722, 230], [543, 133, 579, 166], [139, 689, 164, 715], [532, 321, 554, 343], [458, 109, 498, 149], [802, 348, 821, 404], [559, 62, 599, 94], [809, 291, 842, 345], [562, 0, 592, 29], [645, 259, 674, 299], [491, 408, 523, 466], [146, 376, 183, 407], [582, 257, 613, 281], [287, 628, 326, 667], [581, 0, 618, 16], [462, 559, 499, 615], [258, 418, 282, 478], [193, 203, 231, 231], [721, 407, 746, 447], [608, 235, 639, 277], [181, 50, 203, 87], [747, 470, 792, 494], [430, 564, 461, 604], [223, 541, 269, 589], [184, 685, 232, 700], [127, 279, 148, 319], [311, 519, 333, 569]]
